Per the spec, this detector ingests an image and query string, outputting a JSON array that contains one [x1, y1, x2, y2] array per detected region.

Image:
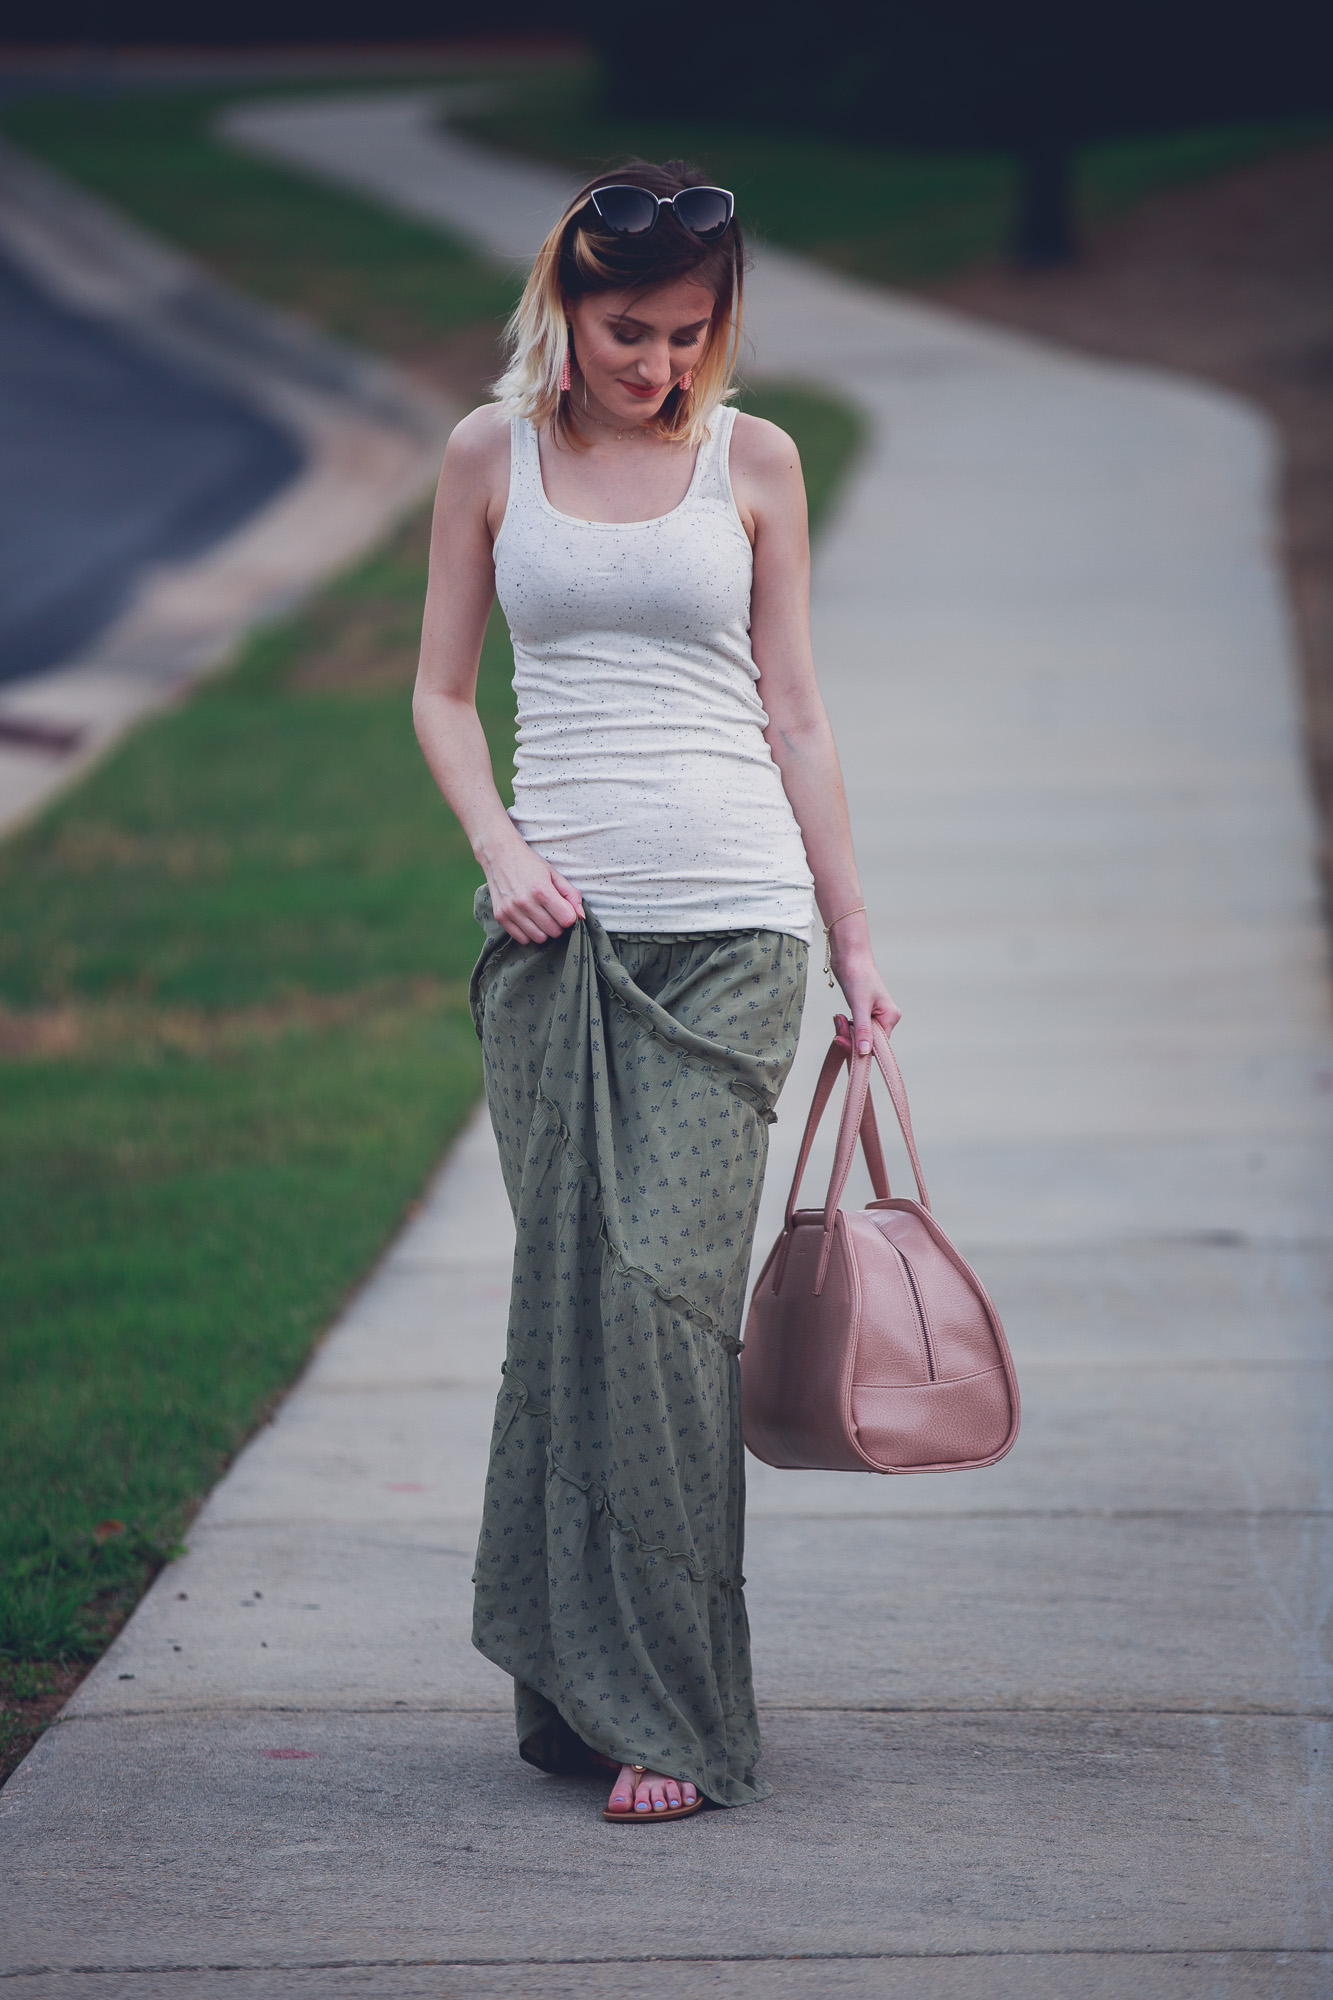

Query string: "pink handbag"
[[741, 1018, 1020, 1474]]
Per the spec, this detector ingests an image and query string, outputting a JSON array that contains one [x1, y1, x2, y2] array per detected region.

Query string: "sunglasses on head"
[[585, 184, 735, 243]]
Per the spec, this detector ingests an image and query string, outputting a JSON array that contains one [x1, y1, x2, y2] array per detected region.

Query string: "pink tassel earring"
[[679, 370, 692, 394], [560, 351, 571, 394]]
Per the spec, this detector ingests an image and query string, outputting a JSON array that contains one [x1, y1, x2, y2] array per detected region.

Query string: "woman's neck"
[[568, 376, 666, 446]]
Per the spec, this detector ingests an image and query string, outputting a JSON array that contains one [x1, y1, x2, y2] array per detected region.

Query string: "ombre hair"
[[492, 159, 744, 450]]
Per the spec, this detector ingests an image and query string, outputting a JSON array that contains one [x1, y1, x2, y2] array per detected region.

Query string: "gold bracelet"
[[822, 903, 867, 988]]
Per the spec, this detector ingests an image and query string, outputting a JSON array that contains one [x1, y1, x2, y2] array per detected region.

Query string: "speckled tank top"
[[492, 407, 814, 941]]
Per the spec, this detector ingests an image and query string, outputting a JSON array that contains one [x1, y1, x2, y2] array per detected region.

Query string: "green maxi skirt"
[[468, 890, 807, 1807]]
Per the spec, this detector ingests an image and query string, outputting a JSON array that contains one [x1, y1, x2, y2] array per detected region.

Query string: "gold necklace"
[[580, 408, 656, 444], [579, 381, 661, 444]]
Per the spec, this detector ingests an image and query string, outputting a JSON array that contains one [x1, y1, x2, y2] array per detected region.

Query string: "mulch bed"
[[0, 1663, 86, 1783], [935, 139, 1333, 898]]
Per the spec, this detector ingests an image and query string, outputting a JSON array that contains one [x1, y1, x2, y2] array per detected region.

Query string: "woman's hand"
[[829, 916, 901, 1056], [486, 832, 585, 943]]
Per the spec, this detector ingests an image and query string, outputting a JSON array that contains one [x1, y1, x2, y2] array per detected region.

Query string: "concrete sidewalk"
[[1, 94, 1329, 1996]]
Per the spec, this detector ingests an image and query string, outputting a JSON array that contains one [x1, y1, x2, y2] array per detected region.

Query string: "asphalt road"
[[0, 246, 301, 687]]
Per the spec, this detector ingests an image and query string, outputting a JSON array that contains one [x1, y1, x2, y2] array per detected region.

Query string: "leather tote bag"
[[742, 1019, 1020, 1474]]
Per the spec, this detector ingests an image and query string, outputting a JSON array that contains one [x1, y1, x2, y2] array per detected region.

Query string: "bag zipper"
[[886, 1240, 937, 1381]]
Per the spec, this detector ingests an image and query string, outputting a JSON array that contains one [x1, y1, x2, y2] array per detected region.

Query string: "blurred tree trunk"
[[1012, 134, 1076, 264]]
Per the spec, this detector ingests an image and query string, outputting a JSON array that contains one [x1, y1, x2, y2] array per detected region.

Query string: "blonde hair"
[[492, 160, 745, 451]]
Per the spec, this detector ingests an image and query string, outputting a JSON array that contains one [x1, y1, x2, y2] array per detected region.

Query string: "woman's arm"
[[413, 408, 584, 943], [730, 413, 900, 1054]]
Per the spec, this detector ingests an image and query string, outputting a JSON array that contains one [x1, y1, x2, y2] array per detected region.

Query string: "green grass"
[[0, 535, 514, 1015], [458, 65, 1333, 286], [0, 509, 520, 1670], [1, 85, 520, 356], [0, 81, 519, 1696]]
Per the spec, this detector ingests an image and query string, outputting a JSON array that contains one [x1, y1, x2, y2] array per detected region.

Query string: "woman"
[[413, 161, 898, 1821]]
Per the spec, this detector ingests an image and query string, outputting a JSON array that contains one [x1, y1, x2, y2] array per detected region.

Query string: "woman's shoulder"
[[439, 403, 514, 518], [727, 409, 804, 484], [445, 401, 513, 472], [726, 411, 807, 542]]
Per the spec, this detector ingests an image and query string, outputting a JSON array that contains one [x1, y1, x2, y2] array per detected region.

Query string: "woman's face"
[[566, 276, 717, 424]]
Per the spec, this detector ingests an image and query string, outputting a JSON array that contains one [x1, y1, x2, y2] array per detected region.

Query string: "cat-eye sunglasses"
[[585, 184, 736, 243]]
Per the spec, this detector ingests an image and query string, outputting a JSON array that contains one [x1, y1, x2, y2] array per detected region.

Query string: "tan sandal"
[[602, 1763, 704, 1823]]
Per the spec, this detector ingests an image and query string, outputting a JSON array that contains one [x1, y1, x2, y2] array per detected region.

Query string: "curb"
[[0, 135, 458, 837]]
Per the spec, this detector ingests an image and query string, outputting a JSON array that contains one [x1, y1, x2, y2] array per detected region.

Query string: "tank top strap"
[[507, 416, 544, 511], [688, 403, 739, 512]]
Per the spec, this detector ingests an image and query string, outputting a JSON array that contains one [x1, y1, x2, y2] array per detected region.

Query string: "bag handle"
[[781, 1027, 888, 1238], [824, 1020, 931, 1218], [867, 1022, 930, 1216], [814, 1020, 932, 1293]]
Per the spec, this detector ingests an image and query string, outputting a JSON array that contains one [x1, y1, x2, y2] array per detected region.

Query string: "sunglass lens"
[[591, 186, 659, 235], [672, 188, 733, 239]]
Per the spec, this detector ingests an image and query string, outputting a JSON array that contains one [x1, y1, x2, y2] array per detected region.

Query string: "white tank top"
[[492, 408, 815, 941]]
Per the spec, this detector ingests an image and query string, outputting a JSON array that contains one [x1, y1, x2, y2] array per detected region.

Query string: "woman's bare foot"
[[605, 1763, 699, 1816]]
